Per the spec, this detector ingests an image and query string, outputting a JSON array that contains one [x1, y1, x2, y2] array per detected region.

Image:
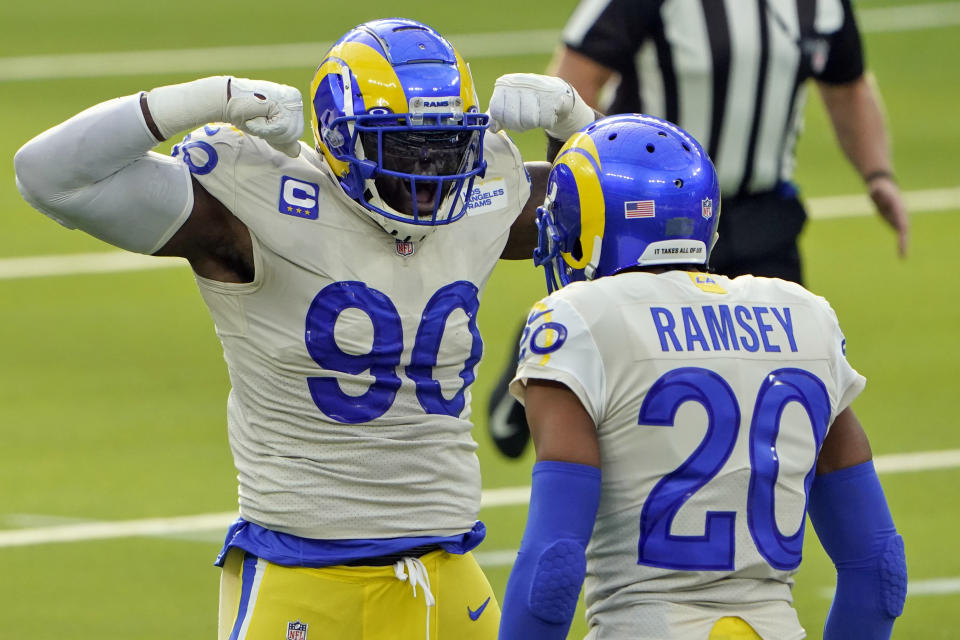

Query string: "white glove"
[[487, 73, 594, 141], [227, 77, 304, 157], [146, 76, 304, 157]]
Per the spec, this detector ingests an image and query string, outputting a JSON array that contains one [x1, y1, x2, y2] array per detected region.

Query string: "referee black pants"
[[710, 188, 807, 286]]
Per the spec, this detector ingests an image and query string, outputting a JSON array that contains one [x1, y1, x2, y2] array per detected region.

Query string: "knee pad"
[[879, 534, 907, 617], [528, 539, 586, 623]]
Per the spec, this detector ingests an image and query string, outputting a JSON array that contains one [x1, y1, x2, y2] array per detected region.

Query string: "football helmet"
[[311, 18, 488, 240], [534, 114, 721, 293]]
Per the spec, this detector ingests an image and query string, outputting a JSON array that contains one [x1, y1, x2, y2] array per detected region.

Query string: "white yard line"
[[807, 186, 960, 219], [0, 30, 560, 82], [903, 578, 960, 596], [2, 186, 955, 281], [481, 486, 531, 508], [0, 3, 957, 82], [1, 449, 957, 549], [874, 449, 960, 474], [858, 2, 960, 33], [820, 577, 960, 598], [473, 549, 523, 567], [0, 512, 237, 548], [0, 251, 185, 280]]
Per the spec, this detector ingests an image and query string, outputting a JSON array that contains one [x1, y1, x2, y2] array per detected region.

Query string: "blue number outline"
[[407, 281, 483, 417], [529, 322, 568, 356], [179, 140, 219, 175], [305, 280, 484, 422], [636, 367, 830, 571], [747, 368, 830, 570], [304, 281, 403, 424], [637, 367, 739, 570]]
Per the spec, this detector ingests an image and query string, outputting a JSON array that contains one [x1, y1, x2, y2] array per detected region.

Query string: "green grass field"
[[1, 1, 958, 637]]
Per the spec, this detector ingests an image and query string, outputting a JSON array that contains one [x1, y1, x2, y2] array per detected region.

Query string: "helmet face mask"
[[533, 190, 566, 294], [535, 114, 721, 294], [359, 125, 481, 220], [311, 19, 488, 240]]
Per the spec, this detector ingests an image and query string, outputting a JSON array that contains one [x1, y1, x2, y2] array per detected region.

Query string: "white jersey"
[[511, 270, 865, 639], [176, 124, 530, 540]]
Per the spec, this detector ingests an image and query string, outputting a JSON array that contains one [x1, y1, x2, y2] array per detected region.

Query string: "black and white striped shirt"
[[563, 0, 864, 197]]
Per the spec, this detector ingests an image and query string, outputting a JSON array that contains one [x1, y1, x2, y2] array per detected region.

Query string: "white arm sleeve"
[[14, 93, 194, 255]]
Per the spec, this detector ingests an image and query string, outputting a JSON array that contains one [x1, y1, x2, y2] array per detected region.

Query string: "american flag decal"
[[625, 200, 655, 218], [287, 620, 308, 640]]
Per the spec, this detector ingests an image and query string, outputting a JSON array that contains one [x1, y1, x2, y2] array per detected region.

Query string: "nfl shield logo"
[[395, 240, 416, 257], [287, 620, 308, 640], [701, 197, 713, 220], [806, 38, 830, 75]]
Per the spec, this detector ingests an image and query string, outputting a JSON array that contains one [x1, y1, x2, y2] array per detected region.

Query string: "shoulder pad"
[[485, 130, 524, 169], [174, 123, 245, 148], [170, 123, 244, 176], [483, 129, 520, 159]]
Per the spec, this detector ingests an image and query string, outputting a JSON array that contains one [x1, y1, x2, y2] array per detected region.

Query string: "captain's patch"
[[279, 176, 319, 220]]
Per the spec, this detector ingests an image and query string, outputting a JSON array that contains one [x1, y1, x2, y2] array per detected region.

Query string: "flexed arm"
[[13, 76, 302, 260], [488, 73, 601, 259], [487, 73, 599, 162]]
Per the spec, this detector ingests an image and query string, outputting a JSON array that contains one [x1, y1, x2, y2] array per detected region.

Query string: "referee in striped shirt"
[[488, 0, 909, 457]]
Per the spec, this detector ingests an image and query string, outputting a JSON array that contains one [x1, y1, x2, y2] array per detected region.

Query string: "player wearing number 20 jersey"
[[513, 271, 862, 638], [498, 114, 903, 640]]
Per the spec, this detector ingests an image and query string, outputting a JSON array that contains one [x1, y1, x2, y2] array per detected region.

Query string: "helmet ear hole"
[[646, 144, 655, 153], [674, 179, 683, 188], [572, 238, 583, 261]]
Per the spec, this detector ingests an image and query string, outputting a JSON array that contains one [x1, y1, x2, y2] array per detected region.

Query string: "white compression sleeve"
[[14, 93, 194, 255], [146, 76, 229, 140]]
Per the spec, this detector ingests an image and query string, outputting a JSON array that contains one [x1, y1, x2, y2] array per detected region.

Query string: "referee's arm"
[[549, 46, 613, 110], [817, 74, 909, 258], [544, 47, 609, 162]]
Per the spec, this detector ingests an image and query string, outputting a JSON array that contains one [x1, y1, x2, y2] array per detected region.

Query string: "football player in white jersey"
[[13, 19, 600, 640], [498, 115, 906, 639]]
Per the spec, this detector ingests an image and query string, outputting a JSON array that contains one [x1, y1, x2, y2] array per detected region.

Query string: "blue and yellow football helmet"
[[311, 18, 488, 240], [535, 114, 721, 293]]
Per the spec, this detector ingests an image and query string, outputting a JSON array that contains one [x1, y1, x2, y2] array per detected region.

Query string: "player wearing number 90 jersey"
[[14, 18, 555, 640], [182, 114, 528, 542], [498, 115, 905, 640]]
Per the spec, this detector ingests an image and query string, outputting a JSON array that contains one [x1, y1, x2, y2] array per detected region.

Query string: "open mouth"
[[359, 126, 479, 220], [405, 180, 440, 216]]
